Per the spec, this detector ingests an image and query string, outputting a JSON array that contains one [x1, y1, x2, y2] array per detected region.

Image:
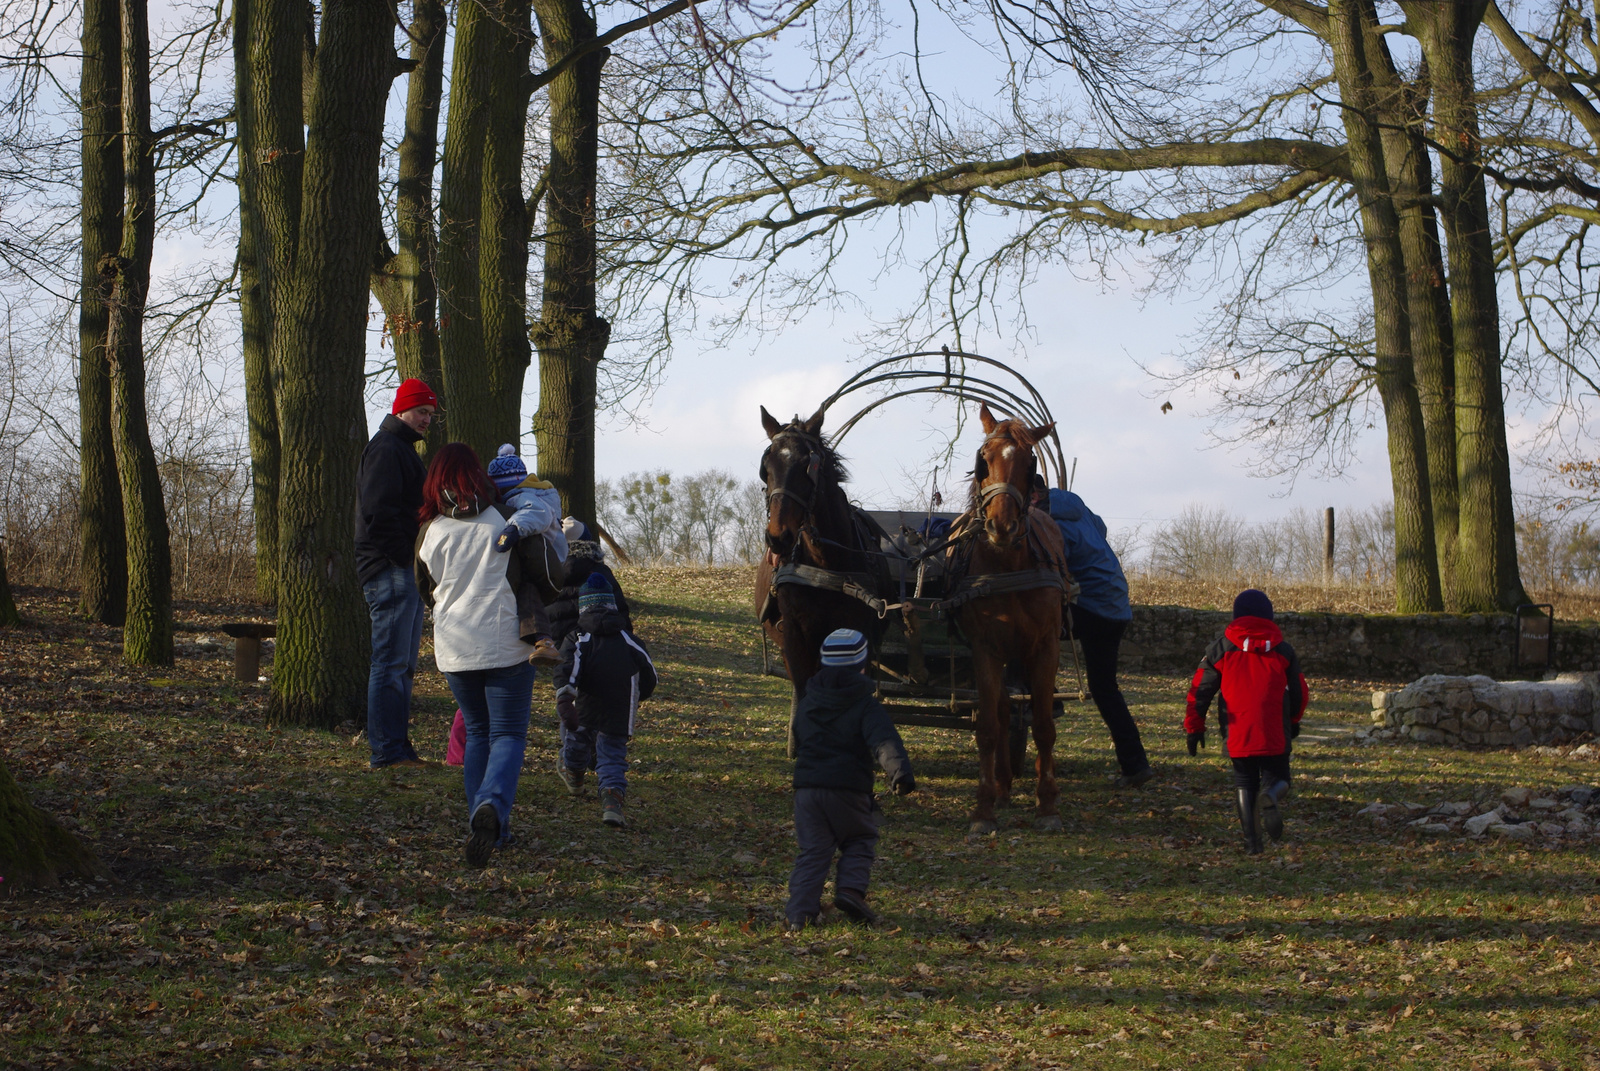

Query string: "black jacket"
[[549, 541, 633, 642], [792, 667, 914, 794], [555, 607, 658, 736], [355, 414, 427, 584]]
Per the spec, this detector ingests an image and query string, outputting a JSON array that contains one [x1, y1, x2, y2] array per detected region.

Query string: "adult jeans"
[[786, 788, 880, 924], [1068, 604, 1150, 776], [363, 563, 424, 767], [561, 725, 629, 791], [446, 662, 536, 843]]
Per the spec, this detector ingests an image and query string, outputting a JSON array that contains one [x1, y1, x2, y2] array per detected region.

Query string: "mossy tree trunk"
[[530, 0, 609, 525], [0, 541, 20, 627], [78, 0, 128, 627], [437, 0, 536, 463], [243, 0, 395, 727], [101, 0, 174, 666], [1400, 0, 1528, 612], [371, 0, 447, 459], [0, 759, 100, 892], [1326, 0, 1443, 612]]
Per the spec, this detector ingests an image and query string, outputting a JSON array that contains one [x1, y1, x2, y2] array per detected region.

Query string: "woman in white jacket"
[[415, 444, 561, 868]]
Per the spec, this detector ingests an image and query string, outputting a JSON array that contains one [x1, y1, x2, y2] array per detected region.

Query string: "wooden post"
[[1323, 507, 1336, 587]]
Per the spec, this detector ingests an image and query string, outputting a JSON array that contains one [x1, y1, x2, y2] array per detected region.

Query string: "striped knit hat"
[[487, 444, 528, 491], [578, 573, 616, 613], [820, 628, 868, 667]]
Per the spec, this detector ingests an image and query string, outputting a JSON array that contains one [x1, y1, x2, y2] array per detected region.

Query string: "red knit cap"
[[391, 378, 438, 415]]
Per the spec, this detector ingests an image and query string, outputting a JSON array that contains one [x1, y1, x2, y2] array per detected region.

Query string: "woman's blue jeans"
[[444, 662, 536, 844]]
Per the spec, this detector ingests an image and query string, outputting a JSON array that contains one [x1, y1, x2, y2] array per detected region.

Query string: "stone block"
[[1512, 726, 1535, 749], [1465, 811, 1502, 835], [1410, 727, 1446, 745], [1463, 709, 1491, 732], [1437, 716, 1461, 735], [1459, 730, 1483, 745], [1509, 714, 1528, 732], [1372, 691, 1391, 710], [1560, 714, 1590, 732], [1490, 822, 1534, 841], [1502, 786, 1534, 807]]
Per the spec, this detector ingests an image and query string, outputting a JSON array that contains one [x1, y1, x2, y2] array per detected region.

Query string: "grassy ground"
[[4, 567, 1600, 1070]]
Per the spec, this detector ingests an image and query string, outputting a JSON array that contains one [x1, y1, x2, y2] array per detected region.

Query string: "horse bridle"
[[975, 431, 1034, 542], [762, 427, 826, 516]]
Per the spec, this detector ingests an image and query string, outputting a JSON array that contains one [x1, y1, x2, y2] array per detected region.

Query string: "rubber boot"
[[1236, 788, 1262, 855], [1259, 780, 1287, 842]]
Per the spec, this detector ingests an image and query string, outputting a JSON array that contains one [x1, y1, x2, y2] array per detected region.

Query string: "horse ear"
[[801, 407, 826, 436], [760, 406, 783, 440], [1029, 421, 1056, 442], [978, 403, 998, 434]]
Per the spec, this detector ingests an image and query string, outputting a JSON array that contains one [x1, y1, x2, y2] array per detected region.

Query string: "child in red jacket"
[[1184, 589, 1308, 854]]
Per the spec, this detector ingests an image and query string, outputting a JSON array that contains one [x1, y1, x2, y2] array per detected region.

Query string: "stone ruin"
[[1358, 785, 1598, 844], [1369, 673, 1600, 749]]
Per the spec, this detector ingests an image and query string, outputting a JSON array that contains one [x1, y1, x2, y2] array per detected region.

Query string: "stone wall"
[[1371, 673, 1600, 748], [1117, 605, 1600, 680]]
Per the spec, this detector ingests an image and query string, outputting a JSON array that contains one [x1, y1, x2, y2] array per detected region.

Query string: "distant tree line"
[[594, 470, 767, 565]]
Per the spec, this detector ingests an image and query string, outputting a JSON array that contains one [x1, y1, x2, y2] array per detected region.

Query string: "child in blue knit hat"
[[486, 444, 569, 564], [553, 574, 657, 828]]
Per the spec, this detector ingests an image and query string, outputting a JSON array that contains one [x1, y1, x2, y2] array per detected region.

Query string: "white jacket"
[[417, 510, 531, 672]]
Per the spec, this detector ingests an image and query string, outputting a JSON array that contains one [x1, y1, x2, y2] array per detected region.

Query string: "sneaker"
[[601, 788, 626, 828], [372, 756, 440, 770], [465, 802, 499, 868], [556, 757, 586, 797], [785, 915, 816, 932], [833, 889, 878, 925], [1113, 765, 1155, 789], [529, 638, 562, 667]]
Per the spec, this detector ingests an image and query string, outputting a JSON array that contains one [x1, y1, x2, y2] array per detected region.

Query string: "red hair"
[[419, 443, 497, 524]]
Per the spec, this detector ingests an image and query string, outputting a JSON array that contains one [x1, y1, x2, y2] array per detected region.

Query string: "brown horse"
[[755, 406, 888, 754], [953, 403, 1065, 834]]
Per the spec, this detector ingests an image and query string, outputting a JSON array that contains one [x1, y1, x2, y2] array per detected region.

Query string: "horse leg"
[[783, 622, 818, 760], [1029, 630, 1062, 832], [969, 648, 1004, 835]]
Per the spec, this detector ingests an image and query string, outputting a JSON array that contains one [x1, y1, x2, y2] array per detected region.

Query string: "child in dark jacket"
[[1183, 589, 1308, 854], [554, 574, 657, 828], [786, 628, 916, 930]]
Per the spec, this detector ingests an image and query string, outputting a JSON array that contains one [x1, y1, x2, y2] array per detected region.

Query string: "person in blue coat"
[[1038, 479, 1153, 788]]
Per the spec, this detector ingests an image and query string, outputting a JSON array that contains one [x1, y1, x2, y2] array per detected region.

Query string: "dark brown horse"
[[756, 406, 888, 754], [952, 403, 1065, 834]]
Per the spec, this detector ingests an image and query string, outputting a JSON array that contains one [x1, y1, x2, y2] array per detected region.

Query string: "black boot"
[[1236, 788, 1262, 855], [1259, 780, 1287, 842]]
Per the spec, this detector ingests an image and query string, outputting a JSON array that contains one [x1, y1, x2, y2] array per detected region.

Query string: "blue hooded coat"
[[1046, 489, 1131, 622]]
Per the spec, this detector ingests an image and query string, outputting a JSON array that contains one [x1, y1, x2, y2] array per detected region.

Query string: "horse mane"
[[775, 422, 851, 488]]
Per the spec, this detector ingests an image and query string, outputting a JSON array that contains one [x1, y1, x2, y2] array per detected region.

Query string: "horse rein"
[[974, 430, 1035, 545], [762, 426, 832, 562]]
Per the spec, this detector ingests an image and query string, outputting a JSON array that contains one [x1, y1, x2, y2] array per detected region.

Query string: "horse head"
[[972, 402, 1055, 548], [759, 405, 839, 558]]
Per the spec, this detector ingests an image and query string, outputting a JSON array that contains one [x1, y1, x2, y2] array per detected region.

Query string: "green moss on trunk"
[[0, 760, 99, 892]]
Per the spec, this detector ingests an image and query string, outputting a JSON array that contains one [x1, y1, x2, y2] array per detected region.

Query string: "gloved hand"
[[496, 525, 521, 552], [556, 695, 579, 732], [1186, 730, 1206, 756], [892, 776, 917, 796], [1290, 721, 1301, 739]]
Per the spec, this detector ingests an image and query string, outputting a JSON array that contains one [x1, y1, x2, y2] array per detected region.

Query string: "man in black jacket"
[[355, 378, 436, 769], [786, 629, 915, 930]]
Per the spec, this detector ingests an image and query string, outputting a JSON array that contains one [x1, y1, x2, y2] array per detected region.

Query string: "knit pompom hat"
[[578, 573, 616, 612], [486, 444, 528, 491], [820, 628, 869, 667], [1232, 588, 1274, 621]]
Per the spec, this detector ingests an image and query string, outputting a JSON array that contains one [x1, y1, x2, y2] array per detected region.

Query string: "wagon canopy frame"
[[814, 349, 1070, 491]]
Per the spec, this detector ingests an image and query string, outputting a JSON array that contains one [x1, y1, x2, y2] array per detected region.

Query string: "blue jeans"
[[363, 564, 424, 767], [561, 724, 629, 792], [446, 662, 536, 843]]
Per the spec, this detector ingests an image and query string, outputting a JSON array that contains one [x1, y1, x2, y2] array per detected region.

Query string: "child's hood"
[[516, 473, 556, 491], [1225, 615, 1285, 652], [804, 670, 876, 719], [577, 606, 627, 636]]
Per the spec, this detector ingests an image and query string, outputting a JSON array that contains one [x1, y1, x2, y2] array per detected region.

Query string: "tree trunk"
[[531, 0, 609, 524], [0, 758, 100, 892], [1366, 33, 1462, 607], [0, 540, 19, 627], [235, 0, 280, 604], [437, 0, 537, 464], [246, 0, 394, 727], [371, 0, 447, 457], [1327, 0, 1442, 612], [102, 0, 174, 666], [1402, 0, 1528, 611], [78, 0, 128, 627]]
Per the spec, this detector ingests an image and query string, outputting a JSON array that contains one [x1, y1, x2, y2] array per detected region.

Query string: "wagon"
[[756, 351, 1089, 765]]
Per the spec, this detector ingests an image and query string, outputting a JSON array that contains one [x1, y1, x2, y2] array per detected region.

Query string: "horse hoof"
[[1034, 815, 1063, 833], [968, 819, 998, 836]]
